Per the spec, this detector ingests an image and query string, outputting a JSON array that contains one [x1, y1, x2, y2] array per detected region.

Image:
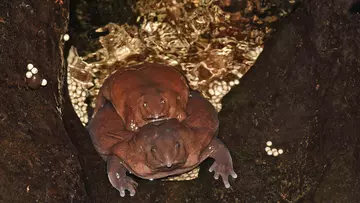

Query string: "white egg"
[[27, 63, 34, 70], [31, 67, 38, 74], [25, 71, 33, 79], [41, 79, 47, 86], [64, 34, 70, 41], [208, 88, 215, 95], [278, 149, 284, 154]]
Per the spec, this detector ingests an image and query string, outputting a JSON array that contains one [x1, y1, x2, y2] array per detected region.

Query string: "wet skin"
[[87, 91, 237, 197], [92, 62, 189, 132]]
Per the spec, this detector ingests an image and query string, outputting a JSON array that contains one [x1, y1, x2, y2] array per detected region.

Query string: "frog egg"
[[208, 88, 215, 95], [27, 63, 34, 70], [31, 67, 38, 74], [229, 81, 235, 86], [217, 86, 223, 93], [234, 79, 240, 85], [81, 91, 87, 97], [41, 79, 47, 86], [25, 71, 33, 78], [266, 141, 272, 146], [63, 34, 70, 41], [265, 147, 271, 152], [271, 148, 277, 153], [71, 85, 76, 91], [236, 73, 243, 78], [273, 151, 279, 157], [76, 89, 82, 95], [278, 149, 284, 154], [214, 90, 220, 96], [267, 150, 273, 155], [81, 106, 87, 112]]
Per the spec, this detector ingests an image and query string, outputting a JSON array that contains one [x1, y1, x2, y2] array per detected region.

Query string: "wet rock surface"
[[218, 0, 360, 202], [1, 0, 360, 202], [0, 0, 87, 202]]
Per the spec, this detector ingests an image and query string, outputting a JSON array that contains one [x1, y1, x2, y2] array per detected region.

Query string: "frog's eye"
[[160, 99, 165, 104], [143, 102, 148, 107], [175, 142, 180, 148]]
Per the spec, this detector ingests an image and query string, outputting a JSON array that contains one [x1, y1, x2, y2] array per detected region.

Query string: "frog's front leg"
[[107, 155, 138, 197], [92, 93, 107, 118], [205, 138, 238, 188]]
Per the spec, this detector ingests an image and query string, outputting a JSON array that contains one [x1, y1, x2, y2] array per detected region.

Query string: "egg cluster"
[[25, 63, 47, 89], [264, 141, 284, 157], [164, 166, 200, 181], [67, 77, 89, 124], [67, 47, 96, 124]]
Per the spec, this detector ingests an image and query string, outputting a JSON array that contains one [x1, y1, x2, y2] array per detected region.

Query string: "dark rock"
[[219, 0, 360, 202], [0, 0, 88, 202]]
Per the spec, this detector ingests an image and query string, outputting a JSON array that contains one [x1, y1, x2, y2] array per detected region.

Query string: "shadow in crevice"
[[349, 1, 360, 14]]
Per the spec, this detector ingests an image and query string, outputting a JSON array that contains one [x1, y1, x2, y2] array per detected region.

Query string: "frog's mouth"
[[153, 161, 186, 172], [146, 116, 168, 124]]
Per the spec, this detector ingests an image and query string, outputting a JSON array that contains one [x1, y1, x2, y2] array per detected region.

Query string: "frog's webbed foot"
[[108, 172, 138, 197], [107, 155, 138, 197], [209, 159, 237, 188], [207, 138, 238, 188]]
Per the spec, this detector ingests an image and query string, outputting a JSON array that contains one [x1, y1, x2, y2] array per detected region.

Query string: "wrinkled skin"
[[87, 91, 237, 197], [92, 62, 189, 132]]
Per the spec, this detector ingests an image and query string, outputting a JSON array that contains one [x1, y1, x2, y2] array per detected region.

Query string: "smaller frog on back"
[[92, 62, 189, 132]]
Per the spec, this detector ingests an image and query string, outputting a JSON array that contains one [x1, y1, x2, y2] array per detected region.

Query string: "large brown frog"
[[87, 91, 237, 197], [92, 62, 189, 132]]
